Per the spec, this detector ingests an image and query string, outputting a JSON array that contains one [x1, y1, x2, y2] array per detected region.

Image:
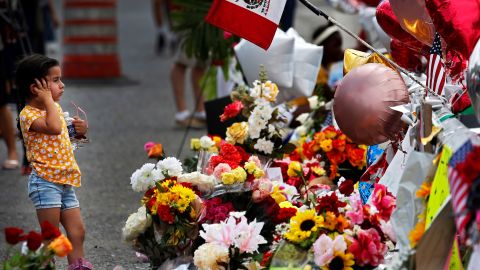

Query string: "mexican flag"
[[206, 0, 287, 50]]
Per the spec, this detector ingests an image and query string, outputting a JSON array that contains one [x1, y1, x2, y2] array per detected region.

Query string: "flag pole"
[[297, 0, 437, 97]]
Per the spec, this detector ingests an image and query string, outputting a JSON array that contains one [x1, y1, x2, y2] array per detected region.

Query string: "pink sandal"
[[2, 159, 19, 170], [67, 258, 93, 270]]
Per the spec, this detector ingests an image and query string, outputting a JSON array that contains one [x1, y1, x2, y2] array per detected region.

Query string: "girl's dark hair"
[[15, 54, 59, 135]]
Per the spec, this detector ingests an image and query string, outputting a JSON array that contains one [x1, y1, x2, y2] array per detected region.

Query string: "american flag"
[[448, 141, 473, 241], [426, 33, 446, 96]]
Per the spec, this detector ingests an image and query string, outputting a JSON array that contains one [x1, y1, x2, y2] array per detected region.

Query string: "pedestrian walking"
[[16, 54, 92, 270]]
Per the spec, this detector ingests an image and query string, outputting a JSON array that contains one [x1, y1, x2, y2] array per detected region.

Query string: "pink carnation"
[[348, 228, 387, 267], [213, 163, 232, 179], [345, 192, 364, 225], [372, 184, 396, 220]]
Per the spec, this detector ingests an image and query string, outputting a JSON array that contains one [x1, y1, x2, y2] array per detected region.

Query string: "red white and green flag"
[[206, 0, 287, 50]]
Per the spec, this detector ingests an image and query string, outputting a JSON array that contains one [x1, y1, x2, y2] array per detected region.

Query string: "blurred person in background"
[[0, 39, 18, 170], [152, 0, 176, 54], [170, 50, 206, 128], [312, 22, 344, 101]]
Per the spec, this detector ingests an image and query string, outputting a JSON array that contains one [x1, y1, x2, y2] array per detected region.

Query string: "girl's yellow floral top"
[[20, 103, 81, 187]]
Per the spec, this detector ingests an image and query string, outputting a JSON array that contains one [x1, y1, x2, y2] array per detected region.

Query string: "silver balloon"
[[467, 39, 480, 122]]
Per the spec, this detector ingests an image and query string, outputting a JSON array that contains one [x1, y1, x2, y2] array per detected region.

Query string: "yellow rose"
[[320, 139, 333, 152], [287, 161, 303, 177], [263, 81, 279, 102], [231, 167, 247, 183], [190, 138, 201, 151], [221, 172, 236, 185], [226, 122, 249, 145], [48, 235, 72, 257]]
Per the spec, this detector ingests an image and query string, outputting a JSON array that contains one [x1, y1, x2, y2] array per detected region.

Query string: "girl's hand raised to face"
[[33, 78, 53, 104]]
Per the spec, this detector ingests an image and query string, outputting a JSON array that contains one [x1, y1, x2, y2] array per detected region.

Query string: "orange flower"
[[324, 211, 338, 231], [148, 144, 163, 159], [348, 147, 366, 169], [323, 126, 338, 139], [336, 214, 350, 233], [320, 139, 333, 152], [314, 131, 326, 142], [48, 235, 73, 257], [416, 182, 432, 198], [409, 220, 426, 248], [332, 139, 346, 152]]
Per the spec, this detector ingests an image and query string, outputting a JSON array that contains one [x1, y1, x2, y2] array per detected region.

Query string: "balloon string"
[[297, 0, 442, 100]]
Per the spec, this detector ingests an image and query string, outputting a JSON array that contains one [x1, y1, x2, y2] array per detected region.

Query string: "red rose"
[[26, 231, 43, 251], [157, 205, 175, 224], [339, 179, 355, 196], [4, 227, 25, 245], [220, 101, 244, 122], [41, 221, 61, 240]]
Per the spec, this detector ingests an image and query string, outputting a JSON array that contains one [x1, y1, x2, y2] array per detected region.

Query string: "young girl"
[[16, 54, 92, 270]]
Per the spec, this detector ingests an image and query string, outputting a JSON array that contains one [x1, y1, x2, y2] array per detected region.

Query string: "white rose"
[[122, 206, 152, 242], [177, 172, 217, 193], [157, 157, 183, 177]]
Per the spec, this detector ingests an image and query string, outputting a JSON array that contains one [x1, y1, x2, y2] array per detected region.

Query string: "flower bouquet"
[[265, 182, 396, 269], [220, 69, 296, 159], [289, 125, 367, 183], [124, 157, 206, 269], [2, 221, 72, 269]]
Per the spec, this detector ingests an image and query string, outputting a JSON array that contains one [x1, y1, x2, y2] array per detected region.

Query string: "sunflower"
[[321, 252, 355, 270], [284, 209, 324, 243]]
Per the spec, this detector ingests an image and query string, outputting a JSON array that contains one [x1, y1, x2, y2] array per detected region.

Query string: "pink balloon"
[[390, 0, 435, 46], [333, 63, 409, 145]]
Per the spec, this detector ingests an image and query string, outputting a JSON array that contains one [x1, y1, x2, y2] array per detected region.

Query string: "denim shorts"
[[28, 171, 80, 210]]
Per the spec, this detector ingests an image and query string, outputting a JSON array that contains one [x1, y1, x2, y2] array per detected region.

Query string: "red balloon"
[[376, 0, 429, 55], [390, 39, 424, 72], [333, 63, 409, 145], [425, 0, 480, 59]]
